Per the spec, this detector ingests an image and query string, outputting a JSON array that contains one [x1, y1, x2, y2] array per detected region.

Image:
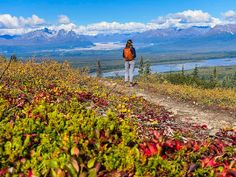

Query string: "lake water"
[[102, 58, 236, 77]]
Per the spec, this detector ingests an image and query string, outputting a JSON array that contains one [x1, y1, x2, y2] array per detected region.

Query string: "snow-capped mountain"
[[81, 26, 212, 44], [82, 33, 139, 43], [0, 28, 94, 48], [128, 24, 236, 53], [1, 24, 236, 55], [19, 28, 55, 41], [206, 24, 236, 35], [131, 26, 213, 43]]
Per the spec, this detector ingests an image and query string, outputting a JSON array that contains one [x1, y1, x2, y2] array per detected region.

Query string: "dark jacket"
[[123, 46, 136, 59]]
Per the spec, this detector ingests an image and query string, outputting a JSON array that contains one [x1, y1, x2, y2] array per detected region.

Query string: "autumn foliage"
[[0, 60, 235, 177]]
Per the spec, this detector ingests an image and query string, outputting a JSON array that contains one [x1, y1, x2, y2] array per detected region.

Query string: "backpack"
[[124, 47, 133, 61]]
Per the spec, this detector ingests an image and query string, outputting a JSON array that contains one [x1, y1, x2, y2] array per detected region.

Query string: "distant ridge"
[[0, 28, 94, 54], [1, 24, 236, 54]]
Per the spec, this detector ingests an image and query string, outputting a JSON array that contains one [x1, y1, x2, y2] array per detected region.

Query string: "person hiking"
[[123, 39, 136, 87]]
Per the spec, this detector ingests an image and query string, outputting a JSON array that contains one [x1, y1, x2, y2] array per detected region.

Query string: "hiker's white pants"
[[125, 60, 135, 83]]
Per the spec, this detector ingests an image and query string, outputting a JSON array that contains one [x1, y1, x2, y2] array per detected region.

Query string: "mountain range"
[[0, 28, 94, 54], [1, 24, 236, 56]]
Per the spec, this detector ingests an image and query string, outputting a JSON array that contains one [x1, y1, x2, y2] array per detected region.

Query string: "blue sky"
[[0, 0, 236, 35], [1, 0, 236, 24]]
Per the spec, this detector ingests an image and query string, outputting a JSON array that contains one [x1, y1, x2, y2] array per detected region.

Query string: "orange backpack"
[[124, 47, 133, 61]]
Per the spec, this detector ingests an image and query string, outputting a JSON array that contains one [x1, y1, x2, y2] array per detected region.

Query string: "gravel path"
[[103, 80, 236, 135]]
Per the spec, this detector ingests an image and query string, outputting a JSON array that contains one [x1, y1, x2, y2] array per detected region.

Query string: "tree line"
[[157, 65, 236, 89], [96, 56, 236, 89]]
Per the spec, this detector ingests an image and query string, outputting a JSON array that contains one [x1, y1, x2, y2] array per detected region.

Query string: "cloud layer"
[[49, 10, 223, 35], [0, 10, 236, 35], [153, 10, 221, 28], [222, 10, 236, 23], [58, 15, 71, 24], [0, 14, 44, 29]]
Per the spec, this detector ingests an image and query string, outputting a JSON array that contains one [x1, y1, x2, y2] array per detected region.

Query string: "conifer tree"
[[144, 61, 151, 75], [213, 67, 217, 80], [209, 67, 218, 88], [138, 56, 144, 75], [10, 54, 17, 62], [181, 65, 185, 76], [192, 65, 199, 79], [233, 72, 236, 81], [232, 72, 236, 87], [96, 60, 102, 77], [222, 78, 227, 87]]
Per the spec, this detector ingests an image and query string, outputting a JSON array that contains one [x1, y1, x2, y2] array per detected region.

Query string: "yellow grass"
[[138, 77, 236, 111]]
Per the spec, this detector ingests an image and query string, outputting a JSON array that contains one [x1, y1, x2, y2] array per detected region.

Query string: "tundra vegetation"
[[0, 59, 235, 177]]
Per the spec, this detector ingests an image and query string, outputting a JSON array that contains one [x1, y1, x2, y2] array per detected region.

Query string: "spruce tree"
[[10, 54, 17, 62], [181, 65, 185, 76], [213, 67, 217, 80], [222, 78, 227, 88], [138, 56, 144, 75], [96, 60, 102, 77], [144, 61, 151, 75], [192, 65, 199, 79], [233, 72, 236, 82], [233, 72, 236, 87]]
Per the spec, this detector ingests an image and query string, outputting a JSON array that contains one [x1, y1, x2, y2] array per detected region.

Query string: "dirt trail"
[[103, 81, 236, 135]]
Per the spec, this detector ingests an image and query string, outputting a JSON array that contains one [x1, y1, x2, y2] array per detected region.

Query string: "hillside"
[[104, 79, 235, 131], [0, 60, 235, 176], [174, 65, 236, 80]]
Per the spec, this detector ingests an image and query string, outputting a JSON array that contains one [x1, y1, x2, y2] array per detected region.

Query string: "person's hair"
[[127, 39, 133, 43], [126, 42, 132, 48]]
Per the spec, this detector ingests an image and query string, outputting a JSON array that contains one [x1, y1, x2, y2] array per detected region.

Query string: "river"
[[102, 58, 236, 77]]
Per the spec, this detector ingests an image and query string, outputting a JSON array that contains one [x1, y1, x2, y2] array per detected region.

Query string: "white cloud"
[[73, 10, 221, 35], [0, 28, 33, 35], [0, 14, 45, 29], [49, 22, 77, 32], [222, 10, 236, 23], [74, 21, 150, 35], [19, 15, 45, 27], [77, 10, 221, 35], [0, 14, 19, 28], [175, 10, 213, 23], [0, 10, 234, 36], [58, 15, 70, 24], [152, 10, 221, 28]]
